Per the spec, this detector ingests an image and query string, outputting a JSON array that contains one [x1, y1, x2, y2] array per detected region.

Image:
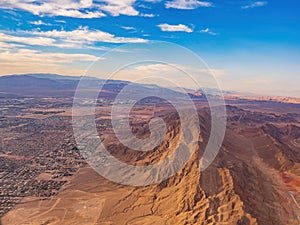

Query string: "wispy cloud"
[[122, 26, 137, 31], [54, 20, 66, 23], [32, 26, 148, 44], [100, 0, 139, 16], [0, 41, 24, 51], [165, 0, 213, 9], [199, 28, 219, 35], [0, 48, 99, 76], [29, 20, 51, 26], [0, 0, 201, 18], [140, 13, 156, 17], [0, 32, 57, 46], [158, 23, 193, 32], [143, 0, 162, 2], [0, 0, 142, 18], [133, 64, 226, 77], [0, 48, 98, 62], [0, 27, 148, 50], [112, 63, 226, 89], [242, 1, 268, 9], [0, 0, 105, 18]]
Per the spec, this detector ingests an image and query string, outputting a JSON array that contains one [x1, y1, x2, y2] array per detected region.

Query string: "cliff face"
[[95, 106, 300, 225], [2, 105, 300, 225]]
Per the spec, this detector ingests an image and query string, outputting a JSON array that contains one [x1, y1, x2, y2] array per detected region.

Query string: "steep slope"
[[1, 104, 300, 225]]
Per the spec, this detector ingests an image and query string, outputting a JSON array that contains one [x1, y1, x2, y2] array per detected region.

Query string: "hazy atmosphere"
[[1, 1, 300, 225], [0, 0, 299, 96]]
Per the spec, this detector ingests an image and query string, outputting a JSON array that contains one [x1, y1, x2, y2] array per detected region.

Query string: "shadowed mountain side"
[[2, 106, 300, 225], [0, 74, 204, 100]]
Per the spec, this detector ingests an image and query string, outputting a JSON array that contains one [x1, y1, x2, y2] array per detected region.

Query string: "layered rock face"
[[2, 105, 300, 225], [97, 106, 300, 225]]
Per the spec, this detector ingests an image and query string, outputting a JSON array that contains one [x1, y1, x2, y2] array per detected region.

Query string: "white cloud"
[[29, 20, 51, 26], [242, 1, 268, 9], [99, 0, 139, 16], [0, 41, 25, 51], [122, 26, 137, 31], [0, 48, 99, 76], [32, 26, 148, 44], [200, 28, 219, 35], [0, 31, 85, 48], [0, 0, 143, 18], [165, 0, 212, 9], [54, 20, 66, 23], [133, 64, 225, 77], [0, 27, 148, 50], [140, 13, 156, 17], [0, 32, 57, 46], [158, 23, 193, 33], [112, 63, 226, 89], [0, 48, 99, 62], [0, 0, 106, 18], [135, 63, 178, 72], [143, 0, 161, 2], [137, 4, 151, 9]]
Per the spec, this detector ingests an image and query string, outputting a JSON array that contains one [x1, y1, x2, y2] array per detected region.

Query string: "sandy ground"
[[1, 168, 131, 225]]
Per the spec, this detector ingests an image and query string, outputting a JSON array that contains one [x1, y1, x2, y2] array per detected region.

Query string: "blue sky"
[[0, 0, 299, 96]]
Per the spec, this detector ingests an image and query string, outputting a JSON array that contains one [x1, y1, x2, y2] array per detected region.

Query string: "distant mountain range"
[[0, 74, 78, 97], [0, 74, 194, 100], [0, 74, 299, 104]]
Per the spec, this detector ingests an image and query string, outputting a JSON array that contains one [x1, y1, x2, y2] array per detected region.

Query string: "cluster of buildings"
[[0, 97, 90, 217]]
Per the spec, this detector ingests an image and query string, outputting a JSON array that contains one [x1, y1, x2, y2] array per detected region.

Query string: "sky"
[[0, 0, 299, 97]]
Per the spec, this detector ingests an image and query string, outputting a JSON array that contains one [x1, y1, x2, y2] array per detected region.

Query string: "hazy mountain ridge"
[[1, 74, 299, 104], [0, 74, 190, 100]]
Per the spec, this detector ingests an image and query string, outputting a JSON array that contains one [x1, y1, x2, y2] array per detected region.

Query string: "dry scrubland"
[[0, 95, 300, 225]]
